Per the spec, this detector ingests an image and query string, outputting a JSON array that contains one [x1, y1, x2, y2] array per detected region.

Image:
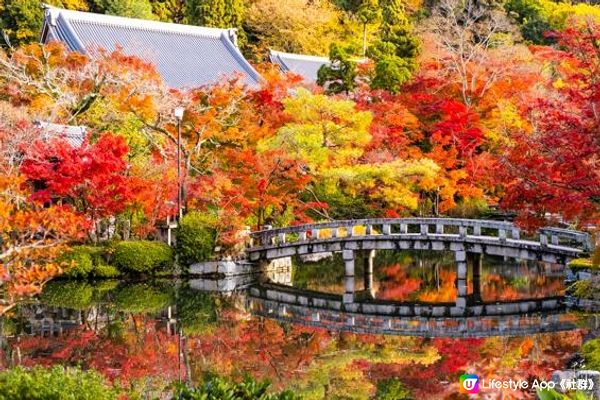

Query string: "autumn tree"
[[0, 111, 87, 314], [20, 133, 136, 241], [501, 20, 600, 228]]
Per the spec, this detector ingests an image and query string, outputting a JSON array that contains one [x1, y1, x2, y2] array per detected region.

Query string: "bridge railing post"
[[299, 231, 307, 241], [473, 225, 481, 236], [420, 224, 428, 236], [436, 224, 444, 234], [511, 228, 520, 240], [311, 228, 319, 240], [400, 223, 407, 234], [383, 224, 391, 235], [498, 229, 507, 243], [278, 232, 286, 244], [540, 234, 548, 247], [459, 226, 467, 238]]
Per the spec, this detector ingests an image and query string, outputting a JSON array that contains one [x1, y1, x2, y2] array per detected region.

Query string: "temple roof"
[[40, 6, 262, 88], [34, 121, 87, 147], [269, 49, 330, 83]]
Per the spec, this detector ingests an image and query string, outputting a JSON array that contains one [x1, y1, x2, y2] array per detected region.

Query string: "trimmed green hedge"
[[0, 366, 117, 400], [176, 212, 217, 266], [58, 246, 96, 278], [113, 241, 173, 274]]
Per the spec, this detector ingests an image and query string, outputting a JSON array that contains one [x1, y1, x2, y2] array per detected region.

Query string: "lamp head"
[[174, 107, 185, 120]]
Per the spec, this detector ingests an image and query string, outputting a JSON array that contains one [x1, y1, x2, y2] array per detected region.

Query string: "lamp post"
[[174, 107, 184, 220]]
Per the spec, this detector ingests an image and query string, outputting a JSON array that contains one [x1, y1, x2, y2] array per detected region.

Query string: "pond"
[[0, 251, 597, 399]]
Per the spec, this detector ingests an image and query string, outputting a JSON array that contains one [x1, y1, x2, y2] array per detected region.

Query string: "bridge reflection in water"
[[244, 218, 593, 334], [246, 282, 576, 338]]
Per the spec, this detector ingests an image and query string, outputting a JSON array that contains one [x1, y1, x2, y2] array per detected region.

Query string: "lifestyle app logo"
[[460, 374, 479, 394]]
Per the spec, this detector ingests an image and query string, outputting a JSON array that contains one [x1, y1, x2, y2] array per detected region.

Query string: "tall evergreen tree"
[[367, 0, 420, 92], [184, 0, 245, 44]]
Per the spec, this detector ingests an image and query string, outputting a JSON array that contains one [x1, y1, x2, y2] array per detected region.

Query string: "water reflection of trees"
[[0, 279, 588, 399]]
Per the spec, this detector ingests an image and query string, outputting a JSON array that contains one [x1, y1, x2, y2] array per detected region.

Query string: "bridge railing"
[[248, 218, 592, 252]]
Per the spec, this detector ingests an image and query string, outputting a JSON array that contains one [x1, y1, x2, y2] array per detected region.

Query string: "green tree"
[[150, 0, 186, 22], [317, 43, 359, 94], [184, 0, 245, 43], [91, 0, 154, 19], [0, 0, 45, 47], [367, 0, 419, 92], [376, 378, 413, 400]]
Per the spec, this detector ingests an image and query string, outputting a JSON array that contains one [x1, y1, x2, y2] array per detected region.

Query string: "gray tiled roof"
[[34, 121, 87, 147], [41, 6, 262, 88], [269, 49, 330, 83]]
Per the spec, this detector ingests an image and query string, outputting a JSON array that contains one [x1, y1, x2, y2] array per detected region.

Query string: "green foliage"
[[317, 43, 358, 94], [91, 0, 154, 18], [185, 0, 245, 44], [176, 286, 219, 335], [365, 0, 419, 92], [59, 246, 96, 278], [93, 263, 121, 278], [569, 258, 598, 271], [112, 240, 173, 274], [271, 88, 372, 171], [41, 281, 94, 309], [113, 283, 173, 313], [582, 338, 600, 370], [368, 50, 413, 93], [176, 211, 217, 266], [376, 378, 413, 400], [0, 366, 118, 400], [537, 388, 592, 400], [505, 0, 600, 44], [0, 0, 44, 46], [175, 375, 299, 400]]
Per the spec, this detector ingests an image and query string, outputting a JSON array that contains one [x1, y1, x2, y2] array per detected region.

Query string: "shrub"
[[0, 366, 118, 400], [174, 375, 298, 400], [569, 258, 598, 271], [582, 338, 600, 370], [93, 264, 121, 278], [41, 281, 94, 310], [58, 246, 97, 278], [176, 212, 217, 266], [569, 278, 600, 301], [113, 283, 173, 313], [113, 241, 173, 274], [376, 378, 413, 400]]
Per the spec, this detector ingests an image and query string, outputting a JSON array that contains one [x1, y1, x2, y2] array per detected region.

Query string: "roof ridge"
[[44, 6, 231, 39], [269, 49, 329, 62]]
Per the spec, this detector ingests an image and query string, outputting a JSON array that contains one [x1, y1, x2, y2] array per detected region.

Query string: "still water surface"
[[0, 251, 596, 399]]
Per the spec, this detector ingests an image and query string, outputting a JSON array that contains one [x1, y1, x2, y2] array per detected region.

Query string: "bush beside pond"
[[0, 366, 118, 400], [568, 258, 598, 271], [176, 212, 217, 266], [113, 240, 174, 274], [582, 338, 600, 370], [58, 246, 96, 278], [569, 276, 600, 301]]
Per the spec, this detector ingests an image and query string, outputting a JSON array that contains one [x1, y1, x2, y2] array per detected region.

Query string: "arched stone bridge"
[[246, 218, 592, 310]]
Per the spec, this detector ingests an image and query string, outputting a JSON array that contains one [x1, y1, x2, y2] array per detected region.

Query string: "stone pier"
[[343, 250, 355, 303]]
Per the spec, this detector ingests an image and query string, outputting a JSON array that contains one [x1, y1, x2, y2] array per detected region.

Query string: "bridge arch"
[[246, 218, 592, 313]]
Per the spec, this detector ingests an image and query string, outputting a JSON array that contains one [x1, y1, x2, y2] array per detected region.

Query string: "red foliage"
[[21, 133, 135, 221]]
